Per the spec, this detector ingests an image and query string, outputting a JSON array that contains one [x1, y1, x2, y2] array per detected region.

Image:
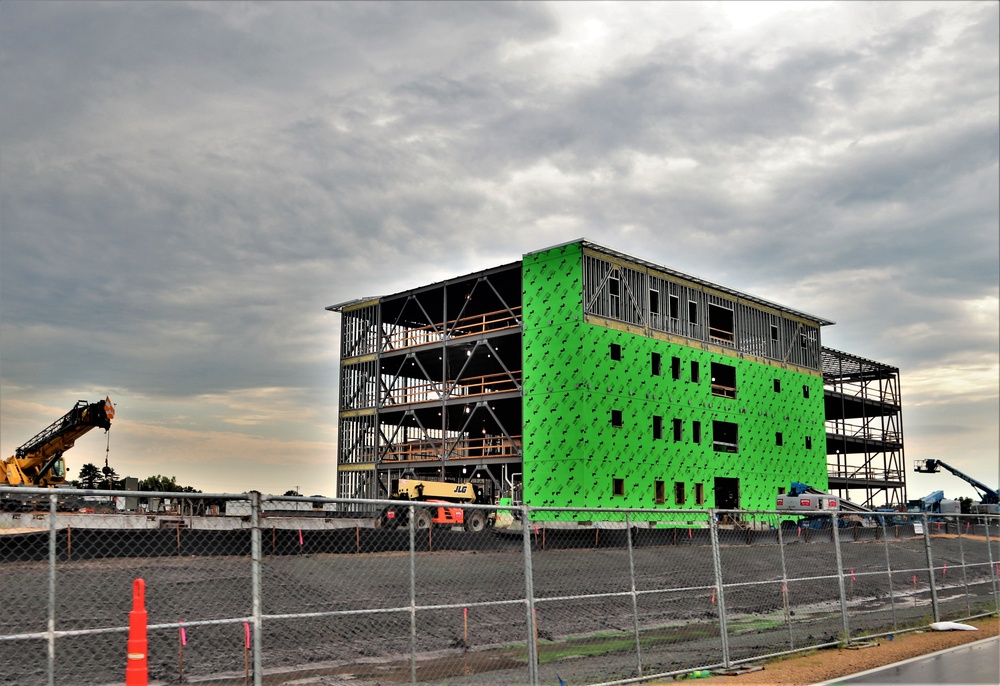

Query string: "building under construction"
[[328, 240, 906, 515]]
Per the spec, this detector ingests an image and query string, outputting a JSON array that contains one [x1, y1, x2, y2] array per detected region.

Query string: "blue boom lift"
[[913, 459, 1000, 515]]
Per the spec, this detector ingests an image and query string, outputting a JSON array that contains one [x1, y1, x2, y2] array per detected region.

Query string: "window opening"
[[611, 409, 623, 427], [674, 481, 686, 506], [805, 436, 812, 450], [613, 478, 625, 497], [713, 420, 739, 453], [671, 356, 681, 380], [803, 385, 810, 398], [610, 343, 621, 361], [669, 295, 679, 320], [609, 272, 621, 319], [688, 300, 699, 324], [690, 360, 700, 383], [776, 432, 783, 446], [654, 480, 665, 505], [651, 352, 661, 376], [672, 418, 683, 442], [708, 304, 734, 343], [711, 362, 736, 398], [695, 483, 705, 505], [773, 379, 781, 393], [649, 289, 660, 315], [653, 415, 663, 440], [692, 421, 702, 444]]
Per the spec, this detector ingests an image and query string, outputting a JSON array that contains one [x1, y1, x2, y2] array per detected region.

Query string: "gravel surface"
[[0, 528, 996, 685]]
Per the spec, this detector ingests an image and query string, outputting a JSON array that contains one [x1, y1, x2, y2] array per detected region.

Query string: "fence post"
[[521, 505, 539, 686], [921, 514, 940, 623], [879, 517, 898, 631], [708, 510, 730, 669], [984, 517, 999, 616], [831, 512, 850, 644], [956, 515, 971, 618], [624, 513, 643, 677], [249, 492, 263, 686], [47, 491, 58, 686], [408, 504, 417, 686], [775, 516, 794, 650]]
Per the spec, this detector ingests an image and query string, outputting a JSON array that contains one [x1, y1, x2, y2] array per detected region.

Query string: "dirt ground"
[[684, 615, 1000, 685]]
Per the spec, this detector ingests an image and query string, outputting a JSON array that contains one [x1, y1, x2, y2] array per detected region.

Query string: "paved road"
[[813, 636, 999, 685]]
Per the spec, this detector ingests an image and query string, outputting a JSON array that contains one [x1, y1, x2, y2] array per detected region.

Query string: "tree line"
[[71, 463, 201, 494], [72, 464, 305, 499]]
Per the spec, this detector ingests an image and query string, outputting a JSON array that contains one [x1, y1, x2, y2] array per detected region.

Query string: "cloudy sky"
[[1, 1, 997, 501]]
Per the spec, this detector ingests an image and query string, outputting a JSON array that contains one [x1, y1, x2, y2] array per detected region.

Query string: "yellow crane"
[[2, 397, 114, 488]]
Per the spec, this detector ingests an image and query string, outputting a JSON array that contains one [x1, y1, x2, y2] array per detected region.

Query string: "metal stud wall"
[[582, 248, 825, 371]]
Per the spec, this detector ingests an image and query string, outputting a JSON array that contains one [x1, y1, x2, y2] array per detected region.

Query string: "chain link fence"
[[2, 485, 998, 686]]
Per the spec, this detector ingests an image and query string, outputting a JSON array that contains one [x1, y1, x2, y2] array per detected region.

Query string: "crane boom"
[[913, 459, 999, 505], [2, 397, 114, 487]]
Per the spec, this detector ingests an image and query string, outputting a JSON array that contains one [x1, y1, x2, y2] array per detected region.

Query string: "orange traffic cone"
[[126, 578, 148, 686]]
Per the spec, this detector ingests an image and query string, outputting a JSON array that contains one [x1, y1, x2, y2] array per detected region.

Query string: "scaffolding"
[[822, 347, 907, 508], [328, 263, 524, 506]]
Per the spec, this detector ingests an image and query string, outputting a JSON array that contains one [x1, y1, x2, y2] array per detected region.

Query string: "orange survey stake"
[[126, 578, 148, 686]]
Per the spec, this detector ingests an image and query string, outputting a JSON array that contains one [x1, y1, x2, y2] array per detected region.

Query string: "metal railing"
[[1, 485, 997, 686], [826, 420, 903, 444], [381, 434, 523, 462], [384, 307, 522, 352], [825, 464, 907, 483], [383, 370, 522, 406]]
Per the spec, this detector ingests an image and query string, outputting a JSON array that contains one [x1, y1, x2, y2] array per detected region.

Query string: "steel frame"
[[330, 264, 523, 502], [822, 347, 907, 508]]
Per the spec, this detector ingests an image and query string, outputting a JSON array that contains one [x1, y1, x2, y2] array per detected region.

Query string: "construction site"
[[2, 240, 999, 686]]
